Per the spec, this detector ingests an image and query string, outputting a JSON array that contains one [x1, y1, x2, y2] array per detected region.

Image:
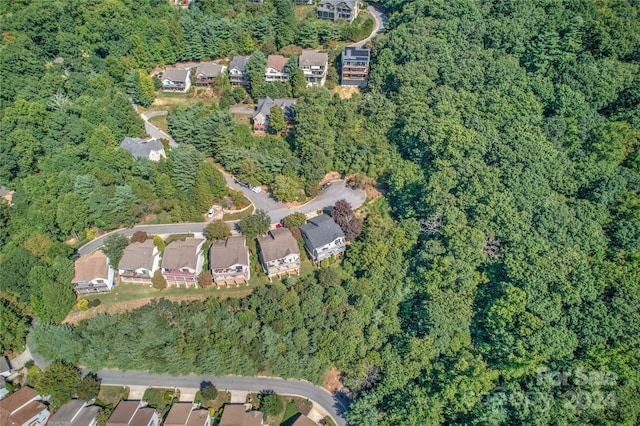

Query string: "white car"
[[207, 208, 214, 218], [249, 185, 262, 193]]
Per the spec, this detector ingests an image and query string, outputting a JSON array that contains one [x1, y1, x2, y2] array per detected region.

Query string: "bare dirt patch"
[[320, 171, 342, 185], [331, 86, 361, 99], [324, 367, 343, 392]]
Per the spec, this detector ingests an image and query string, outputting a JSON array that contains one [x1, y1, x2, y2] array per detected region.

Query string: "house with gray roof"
[[48, 400, 100, 426], [317, 0, 359, 23], [161, 238, 205, 287], [120, 138, 166, 162], [164, 403, 210, 426], [195, 62, 227, 87], [229, 56, 250, 86], [106, 402, 157, 426], [118, 240, 160, 285], [299, 50, 328, 87], [300, 215, 346, 262], [252, 97, 296, 133], [210, 236, 250, 287], [341, 46, 370, 86], [161, 66, 191, 92], [257, 228, 300, 281]]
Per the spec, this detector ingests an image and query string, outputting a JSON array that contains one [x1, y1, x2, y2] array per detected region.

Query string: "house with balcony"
[[72, 251, 115, 295], [195, 62, 227, 87], [161, 67, 191, 92], [120, 138, 166, 162], [341, 46, 370, 86], [317, 0, 359, 23], [161, 238, 205, 287], [48, 400, 100, 426], [0, 387, 50, 426], [106, 402, 158, 426], [265, 55, 289, 82], [300, 215, 346, 262], [229, 56, 250, 86], [118, 240, 160, 285], [299, 50, 328, 87], [252, 97, 296, 133], [257, 228, 301, 281], [210, 236, 250, 287]]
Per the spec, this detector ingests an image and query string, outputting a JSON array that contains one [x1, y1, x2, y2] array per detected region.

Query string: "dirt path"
[[64, 290, 253, 324]]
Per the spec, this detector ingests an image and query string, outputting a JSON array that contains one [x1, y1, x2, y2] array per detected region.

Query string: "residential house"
[[210, 236, 250, 287], [265, 55, 289, 82], [229, 56, 250, 86], [0, 387, 50, 426], [299, 50, 328, 87], [0, 357, 10, 378], [118, 240, 160, 285], [290, 414, 317, 426], [106, 402, 158, 426], [48, 400, 100, 426], [72, 251, 115, 295], [195, 62, 227, 87], [218, 405, 264, 426], [341, 46, 370, 86], [299, 215, 346, 263], [257, 228, 301, 281], [317, 0, 359, 23], [120, 138, 166, 162], [170, 0, 194, 6], [161, 238, 205, 286], [164, 403, 210, 426], [252, 97, 296, 133], [161, 67, 191, 92]]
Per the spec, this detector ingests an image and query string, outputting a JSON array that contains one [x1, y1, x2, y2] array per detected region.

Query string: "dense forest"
[[2, 0, 640, 424]]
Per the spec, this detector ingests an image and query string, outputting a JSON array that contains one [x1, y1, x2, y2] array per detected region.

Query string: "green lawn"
[[194, 390, 231, 411], [148, 115, 169, 134], [142, 387, 177, 414], [98, 385, 129, 407]]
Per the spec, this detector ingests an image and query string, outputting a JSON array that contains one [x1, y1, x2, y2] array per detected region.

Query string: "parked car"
[[322, 182, 332, 190], [250, 185, 262, 193], [208, 208, 214, 218]]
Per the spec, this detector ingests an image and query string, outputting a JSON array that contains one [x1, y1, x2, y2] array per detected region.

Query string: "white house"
[[256, 228, 301, 281], [161, 67, 191, 92], [72, 251, 115, 295], [120, 138, 166, 162], [299, 215, 346, 262], [118, 240, 160, 285], [161, 238, 205, 287], [299, 50, 328, 87], [265, 55, 289, 82], [210, 236, 251, 287]]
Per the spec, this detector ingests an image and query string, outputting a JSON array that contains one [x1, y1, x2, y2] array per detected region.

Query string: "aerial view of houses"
[[316, 0, 359, 23], [299, 215, 346, 263], [257, 228, 301, 281], [0, 387, 50, 426], [72, 250, 115, 295], [161, 67, 191, 92], [341, 46, 370, 86], [252, 97, 296, 133], [299, 50, 329, 87], [120, 138, 166, 162], [264, 55, 290, 83], [106, 401, 158, 426], [210, 235, 251, 287], [119, 240, 161, 285], [161, 238, 205, 287], [194, 61, 227, 87], [228, 56, 249, 86], [48, 399, 100, 426]]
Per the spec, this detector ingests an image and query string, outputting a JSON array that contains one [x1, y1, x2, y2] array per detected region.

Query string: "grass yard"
[[222, 205, 255, 221], [249, 394, 312, 426], [148, 114, 169, 134], [194, 390, 231, 411], [98, 385, 130, 407], [143, 387, 178, 414]]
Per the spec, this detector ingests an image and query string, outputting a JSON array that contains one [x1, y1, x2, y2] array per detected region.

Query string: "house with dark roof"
[[164, 403, 210, 426], [48, 400, 100, 426], [317, 0, 359, 23], [299, 50, 328, 87], [265, 55, 289, 82], [120, 138, 166, 162], [218, 405, 264, 426], [300, 215, 346, 262], [106, 402, 157, 426], [210, 236, 250, 287], [341, 46, 370, 87], [195, 62, 227, 87], [252, 97, 296, 133], [118, 241, 160, 285], [72, 251, 115, 295], [229, 56, 250, 86], [161, 238, 205, 286], [162, 67, 191, 92], [0, 387, 50, 426], [257, 228, 301, 281]]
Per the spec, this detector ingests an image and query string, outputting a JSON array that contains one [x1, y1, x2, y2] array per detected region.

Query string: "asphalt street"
[[140, 110, 177, 147], [96, 370, 348, 426]]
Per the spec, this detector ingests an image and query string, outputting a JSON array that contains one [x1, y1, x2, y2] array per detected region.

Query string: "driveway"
[[229, 106, 254, 115], [140, 110, 177, 147], [350, 5, 386, 48], [95, 371, 348, 426]]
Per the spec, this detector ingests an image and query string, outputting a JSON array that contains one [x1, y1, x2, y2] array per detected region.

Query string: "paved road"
[[229, 105, 254, 115], [77, 180, 365, 255], [140, 110, 177, 147], [350, 5, 386, 48], [96, 370, 348, 426]]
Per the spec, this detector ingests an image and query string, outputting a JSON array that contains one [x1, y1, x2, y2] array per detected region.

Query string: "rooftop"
[[229, 56, 249, 72], [299, 50, 328, 67], [49, 400, 100, 426], [196, 62, 227, 78], [343, 46, 370, 61], [257, 228, 300, 262], [210, 236, 249, 269], [299, 215, 345, 249], [0, 387, 38, 414], [106, 401, 139, 426], [163, 66, 190, 82], [72, 251, 109, 283], [266, 55, 288, 72], [253, 97, 296, 120], [120, 138, 165, 160], [130, 407, 155, 426], [119, 240, 157, 271], [162, 238, 204, 270], [219, 405, 263, 426]]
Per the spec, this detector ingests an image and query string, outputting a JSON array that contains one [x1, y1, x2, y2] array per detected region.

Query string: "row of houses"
[[72, 215, 346, 294], [160, 46, 370, 92], [249, 0, 360, 23]]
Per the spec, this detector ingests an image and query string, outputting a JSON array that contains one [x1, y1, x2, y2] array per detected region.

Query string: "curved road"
[[78, 181, 364, 255], [141, 110, 177, 147], [350, 5, 386, 48], [95, 371, 347, 426]]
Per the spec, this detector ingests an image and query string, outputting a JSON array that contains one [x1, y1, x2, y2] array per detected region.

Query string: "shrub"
[[282, 212, 307, 228], [131, 231, 148, 243], [259, 393, 283, 416], [77, 299, 89, 311], [201, 385, 218, 400], [153, 235, 165, 252]]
